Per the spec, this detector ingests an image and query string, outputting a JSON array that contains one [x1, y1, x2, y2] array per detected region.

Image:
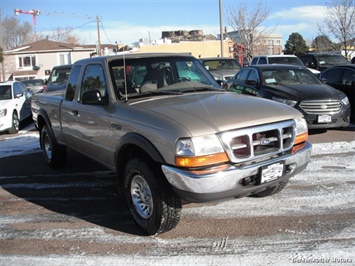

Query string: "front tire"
[[124, 157, 181, 235], [8, 112, 19, 134], [40, 125, 67, 168]]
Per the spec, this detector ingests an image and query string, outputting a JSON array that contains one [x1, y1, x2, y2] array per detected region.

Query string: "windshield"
[[22, 79, 44, 86], [0, 85, 12, 100], [262, 68, 321, 85], [202, 59, 241, 71], [109, 56, 220, 99], [316, 55, 350, 67], [268, 57, 303, 66]]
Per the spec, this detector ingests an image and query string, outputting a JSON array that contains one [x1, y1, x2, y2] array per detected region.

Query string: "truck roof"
[[75, 52, 195, 65]]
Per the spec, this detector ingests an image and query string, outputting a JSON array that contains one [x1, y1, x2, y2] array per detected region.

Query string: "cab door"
[[61, 63, 120, 168]]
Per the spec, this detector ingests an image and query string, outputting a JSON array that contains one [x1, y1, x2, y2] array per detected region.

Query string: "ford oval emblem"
[[260, 138, 271, 145]]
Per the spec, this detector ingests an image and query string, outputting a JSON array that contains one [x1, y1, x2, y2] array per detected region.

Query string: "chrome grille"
[[299, 100, 341, 114], [218, 120, 296, 163]]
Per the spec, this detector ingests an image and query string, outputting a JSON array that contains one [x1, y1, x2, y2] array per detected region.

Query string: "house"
[[0, 39, 103, 81]]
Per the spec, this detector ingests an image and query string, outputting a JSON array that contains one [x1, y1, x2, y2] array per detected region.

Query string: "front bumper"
[[299, 106, 351, 129], [162, 141, 312, 202], [0, 117, 12, 132]]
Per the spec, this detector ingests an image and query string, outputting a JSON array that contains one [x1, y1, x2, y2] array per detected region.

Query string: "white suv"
[[0, 81, 32, 134], [250, 55, 320, 75]]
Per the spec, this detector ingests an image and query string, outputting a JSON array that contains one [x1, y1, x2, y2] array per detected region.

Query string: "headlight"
[[340, 95, 350, 106], [0, 109, 7, 117], [272, 96, 297, 107], [293, 118, 308, 153], [175, 135, 228, 167]]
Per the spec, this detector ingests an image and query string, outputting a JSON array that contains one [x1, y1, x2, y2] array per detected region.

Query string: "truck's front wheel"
[[123, 158, 181, 235], [40, 125, 67, 168]]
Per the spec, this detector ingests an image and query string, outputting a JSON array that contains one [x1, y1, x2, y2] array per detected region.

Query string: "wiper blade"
[[181, 87, 221, 93], [141, 90, 183, 95]]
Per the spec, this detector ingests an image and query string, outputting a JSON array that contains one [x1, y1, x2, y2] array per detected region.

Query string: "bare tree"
[[2, 16, 32, 50], [319, 0, 355, 58], [51, 27, 80, 44], [312, 35, 339, 52], [225, 1, 273, 55], [38, 27, 80, 45]]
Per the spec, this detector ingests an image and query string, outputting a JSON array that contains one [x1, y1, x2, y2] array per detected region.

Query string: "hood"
[[129, 92, 302, 136], [210, 69, 239, 79], [0, 99, 15, 109], [266, 83, 343, 101]]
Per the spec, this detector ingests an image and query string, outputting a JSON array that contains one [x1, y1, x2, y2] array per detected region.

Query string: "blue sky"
[[1, 0, 328, 47]]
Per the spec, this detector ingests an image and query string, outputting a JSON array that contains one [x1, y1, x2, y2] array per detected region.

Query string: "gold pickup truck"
[[31, 53, 312, 235]]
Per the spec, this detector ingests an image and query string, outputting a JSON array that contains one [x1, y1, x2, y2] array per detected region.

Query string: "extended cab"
[[31, 53, 312, 235]]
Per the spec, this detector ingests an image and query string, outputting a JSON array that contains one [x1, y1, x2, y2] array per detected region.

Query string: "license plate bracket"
[[260, 162, 284, 184]]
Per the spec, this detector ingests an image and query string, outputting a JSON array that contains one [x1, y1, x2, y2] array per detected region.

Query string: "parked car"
[[319, 65, 355, 123], [223, 64, 351, 129], [0, 81, 33, 134], [250, 54, 320, 75], [199, 57, 242, 85], [44, 64, 72, 92], [21, 79, 45, 94], [297, 53, 350, 72]]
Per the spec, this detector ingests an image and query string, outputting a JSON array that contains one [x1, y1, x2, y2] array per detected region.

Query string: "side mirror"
[[14, 93, 23, 98], [82, 90, 108, 106]]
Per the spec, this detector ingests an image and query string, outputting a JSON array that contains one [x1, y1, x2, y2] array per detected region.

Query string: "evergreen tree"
[[284, 32, 308, 54]]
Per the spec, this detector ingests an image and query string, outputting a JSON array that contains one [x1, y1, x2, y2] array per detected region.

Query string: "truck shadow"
[[0, 149, 146, 236]]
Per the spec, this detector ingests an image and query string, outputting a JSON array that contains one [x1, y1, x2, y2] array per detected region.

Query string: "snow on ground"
[[1, 127, 354, 266]]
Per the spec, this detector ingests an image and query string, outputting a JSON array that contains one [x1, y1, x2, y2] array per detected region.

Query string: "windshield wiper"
[[181, 87, 221, 93], [141, 90, 183, 95]]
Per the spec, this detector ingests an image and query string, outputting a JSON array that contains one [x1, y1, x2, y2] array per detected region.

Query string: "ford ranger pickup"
[[31, 53, 312, 235]]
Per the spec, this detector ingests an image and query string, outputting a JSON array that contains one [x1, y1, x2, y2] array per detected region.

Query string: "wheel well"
[[36, 115, 46, 132], [116, 144, 158, 180]]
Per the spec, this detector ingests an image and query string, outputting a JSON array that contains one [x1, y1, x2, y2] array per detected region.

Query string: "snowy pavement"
[[0, 128, 354, 266]]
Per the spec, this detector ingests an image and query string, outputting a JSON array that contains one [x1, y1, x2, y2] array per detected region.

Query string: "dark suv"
[[297, 53, 350, 71], [44, 64, 72, 92]]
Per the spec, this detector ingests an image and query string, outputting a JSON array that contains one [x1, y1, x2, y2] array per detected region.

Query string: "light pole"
[[219, 0, 224, 57]]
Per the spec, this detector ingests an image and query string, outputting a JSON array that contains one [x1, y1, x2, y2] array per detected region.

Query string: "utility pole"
[[219, 0, 224, 57], [96, 16, 101, 56], [0, 5, 5, 81]]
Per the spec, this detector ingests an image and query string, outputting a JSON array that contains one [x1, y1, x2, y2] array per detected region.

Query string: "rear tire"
[[123, 157, 181, 235], [8, 112, 19, 134], [250, 180, 289, 197], [40, 125, 67, 168]]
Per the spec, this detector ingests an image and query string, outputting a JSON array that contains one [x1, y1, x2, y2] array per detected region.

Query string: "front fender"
[[114, 132, 166, 174]]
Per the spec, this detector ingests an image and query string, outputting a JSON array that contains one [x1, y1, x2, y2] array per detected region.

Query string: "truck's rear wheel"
[[123, 157, 181, 235], [40, 125, 67, 168]]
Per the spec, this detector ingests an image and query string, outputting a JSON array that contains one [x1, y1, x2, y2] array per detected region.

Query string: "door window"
[[81, 64, 107, 100]]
